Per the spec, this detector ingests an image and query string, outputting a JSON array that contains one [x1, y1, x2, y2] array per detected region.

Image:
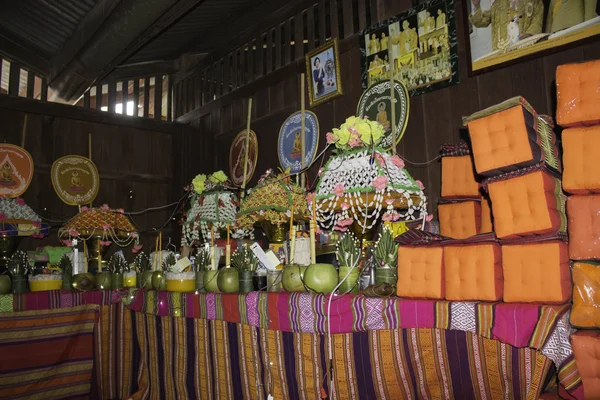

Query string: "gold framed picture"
[[305, 38, 343, 107]]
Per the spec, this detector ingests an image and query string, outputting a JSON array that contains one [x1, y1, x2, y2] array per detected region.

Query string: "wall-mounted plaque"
[[278, 111, 319, 174], [0, 144, 34, 198], [229, 129, 258, 187], [51, 155, 100, 206]]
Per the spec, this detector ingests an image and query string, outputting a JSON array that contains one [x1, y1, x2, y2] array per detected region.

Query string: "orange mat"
[[441, 155, 479, 199], [568, 195, 600, 260], [571, 261, 600, 328], [438, 200, 481, 239], [556, 59, 600, 127], [571, 331, 600, 400], [562, 126, 600, 194], [397, 245, 444, 299]]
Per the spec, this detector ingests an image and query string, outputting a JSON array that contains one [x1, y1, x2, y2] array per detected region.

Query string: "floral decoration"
[[326, 116, 385, 152]]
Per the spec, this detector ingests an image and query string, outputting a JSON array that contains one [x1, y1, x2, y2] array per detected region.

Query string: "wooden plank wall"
[[0, 97, 203, 253], [174, 0, 600, 216]]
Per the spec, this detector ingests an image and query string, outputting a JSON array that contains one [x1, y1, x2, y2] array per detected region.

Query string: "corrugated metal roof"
[[127, 0, 255, 64], [0, 0, 99, 60]]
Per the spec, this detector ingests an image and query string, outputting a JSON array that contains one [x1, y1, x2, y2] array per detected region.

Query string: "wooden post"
[[388, 35, 396, 154], [300, 73, 306, 189], [20, 114, 27, 148], [241, 98, 253, 199]]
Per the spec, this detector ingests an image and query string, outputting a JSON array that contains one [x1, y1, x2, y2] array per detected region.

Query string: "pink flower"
[[317, 168, 323, 177], [372, 176, 389, 191], [340, 202, 350, 210], [117, 208, 125, 214], [102, 224, 111, 231], [335, 225, 348, 232], [374, 153, 386, 167], [348, 132, 362, 148], [0, 213, 6, 221], [316, 226, 323, 234], [30, 232, 39, 238], [101, 204, 110, 211], [62, 240, 73, 247], [81, 206, 89, 212], [385, 198, 394, 206], [336, 218, 354, 227], [306, 192, 316, 206], [333, 184, 345, 197], [382, 212, 393, 222], [131, 232, 139, 239], [426, 214, 434, 222], [100, 240, 112, 246], [15, 198, 25, 206], [33, 221, 41, 228], [390, 155, 405, 169], [326, 132, 339, 144], [416, 180, 425, 190], [37, 233, 45, 239], [363, 115, 369, 119], [68, 228, 79, 237], [132, 244, 143, 254]]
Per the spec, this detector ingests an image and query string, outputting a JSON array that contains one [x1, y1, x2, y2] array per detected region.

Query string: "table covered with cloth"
[[0, 289, 583, 399]]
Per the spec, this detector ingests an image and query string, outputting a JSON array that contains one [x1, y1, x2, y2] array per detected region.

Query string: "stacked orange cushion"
[[464, 97, 561, 177], [444, 240, 502, 301], [481, 195, 493, 233], [562, 126, 600, 194], [486, 168, 566, 240], [438, 201, 481, 239], [568, 195, 600, 260], [571, 262, 600, 328], [441, 155, 479, 199], [502, 241, 571, 304], [571, 331, 600, 399], [397, 245, 444, 299], [556, 60, 600, 127]]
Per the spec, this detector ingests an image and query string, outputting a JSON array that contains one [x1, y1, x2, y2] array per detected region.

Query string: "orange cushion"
[[571, 261, 600, 328], [397, 246, 444, 299], [487, 169, 566, 239], [466, 98, 560, 177], [571, 331, 600, 400], [502, 241, 571, 304], [481, 195, 493, 233], [441, 155, 479, 199], [556, 60, 600, 127], [438, 201, 481, 239], [568, 195, 600, 260], [444, 243, 503, 301], [562, 126, 600, 194]]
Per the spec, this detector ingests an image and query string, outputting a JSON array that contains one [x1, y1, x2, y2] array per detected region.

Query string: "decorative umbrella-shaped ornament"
[[58, 205, 139, 272], [181, 171, 248, 246], [313, 116, 427, 241], [236, 169, 308, 244], [0, 144, 48, 271]]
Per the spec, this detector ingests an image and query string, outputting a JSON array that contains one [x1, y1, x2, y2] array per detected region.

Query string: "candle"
[[227, 224, 230, 245], [226, 225, 231, 266], [211, 227, 216, 270], [289, 226, 296, 265], [83, 241, 88, 273], [310, 198, 317, 264], [73, 239, 79, 275]]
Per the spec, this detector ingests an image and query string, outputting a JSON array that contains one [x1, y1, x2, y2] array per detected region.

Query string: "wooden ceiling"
[[0, 0, 290, 102]]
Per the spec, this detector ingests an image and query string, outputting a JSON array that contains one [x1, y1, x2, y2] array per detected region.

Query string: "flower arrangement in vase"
[[373, 227, 398, 287], [336, 232, 362, 294], [231, 245, 259, 293], [134, 252, 152, 289], [9, 251, 30, 293]]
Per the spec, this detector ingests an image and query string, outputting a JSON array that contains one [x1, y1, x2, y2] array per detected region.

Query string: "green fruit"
[[204, 270, 220, 292], [217, 268, 239, 293], [0, 275, 11, 294], [303, 264, 338, 294], [141, 271, 154, 289], [72, 273, 96, 291], [282, 265, 307, 292], [152, 271, 166, 291]]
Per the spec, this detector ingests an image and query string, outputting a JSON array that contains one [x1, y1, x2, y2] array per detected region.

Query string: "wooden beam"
[[275, 24, 282, 69], [143, 77, 150, 118], [84, 90, 91, 108], [307, 5, 315, 51], [167, 74, 173, 122], [318, 1, 326, 45], [330, 0, 339, 38], [95, 84, 103, 111], [104, 60, 179, 82], [0, 95, 179, 134], [154, 75, 163, 120], [133, 79, 140, 117], [0, 30, 50, 76], [121, 80, 128, 112], [107, 81, 117, 113], [96, 0, 209, 83], [26, 71, 35, 99], [342, 0, 354, 38], [284, 19, 292, 65], [294, 11, 304, 60], [8, 61, 21, 96], [48, 0, 122, 81], [40, 78, 48, 101]]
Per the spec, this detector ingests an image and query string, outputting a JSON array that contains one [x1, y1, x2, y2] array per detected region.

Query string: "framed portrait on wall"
[[359, 0, 459, 96], [305, 38, 343, 107], [464, 0, 600, 74]]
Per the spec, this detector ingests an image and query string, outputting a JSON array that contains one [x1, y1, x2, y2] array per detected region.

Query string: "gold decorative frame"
[[51, 155, 99, 206], [305, 38, 343, 107], [229, 129, 259, 187]]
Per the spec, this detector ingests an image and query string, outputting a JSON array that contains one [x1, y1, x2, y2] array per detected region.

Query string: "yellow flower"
[[355, 119, 372, 145], [333, 127, 350, 146], [369, 120, 384, 145], [209, 170, 228, 183], [345, 116, 359, 126], [192, 174, 207, 194]]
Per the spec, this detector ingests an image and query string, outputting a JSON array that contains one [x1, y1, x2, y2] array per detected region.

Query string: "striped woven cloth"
[[0, 304, 98, 399]]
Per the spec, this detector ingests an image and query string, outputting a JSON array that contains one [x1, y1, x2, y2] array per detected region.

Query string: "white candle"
[[73, 239, 79, 275]]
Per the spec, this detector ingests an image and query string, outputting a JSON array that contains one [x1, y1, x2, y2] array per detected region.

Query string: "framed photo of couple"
[[464, 0, 600, 73], [305, 38, 343, 107]]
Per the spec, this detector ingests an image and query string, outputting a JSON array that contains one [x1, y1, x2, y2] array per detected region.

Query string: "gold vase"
[[260, 221, 288, 244], [0, 235, 22, 273], [87, 236, 110, 272]]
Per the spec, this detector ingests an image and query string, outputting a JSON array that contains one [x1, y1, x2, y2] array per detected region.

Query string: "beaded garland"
[[313, 148, 427, 231]]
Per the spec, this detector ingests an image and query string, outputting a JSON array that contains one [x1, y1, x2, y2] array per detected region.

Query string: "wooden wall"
[[0, 96, 201, 253], [174, 0, 600, 216]]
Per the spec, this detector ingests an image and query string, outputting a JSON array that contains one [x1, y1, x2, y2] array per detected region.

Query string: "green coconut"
[[0, 275, 11, 294], [72, 273, 96, 291], [204, 270, 220, 292], [282, 265, 307, 292], [217, 267, 239, 293], [152, 271, 166, 291], [303, 264, 338, 294]]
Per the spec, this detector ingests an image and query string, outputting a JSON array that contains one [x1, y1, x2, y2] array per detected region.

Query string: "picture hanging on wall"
[[359, 0, 459, 96], [306, 38, 343, 107]]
